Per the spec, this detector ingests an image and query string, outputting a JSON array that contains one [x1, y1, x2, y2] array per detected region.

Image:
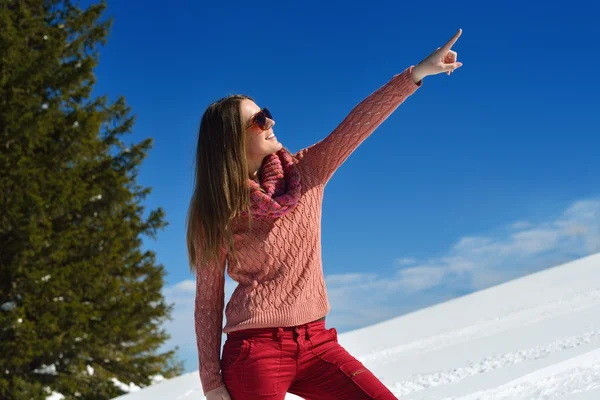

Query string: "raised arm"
[[296, 29, 463, 185], [296, 66, 421, 184], [194, 251, 227, 394]]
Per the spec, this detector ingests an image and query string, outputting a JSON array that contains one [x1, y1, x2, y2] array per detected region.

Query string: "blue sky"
[[89, 0, 600, 373]]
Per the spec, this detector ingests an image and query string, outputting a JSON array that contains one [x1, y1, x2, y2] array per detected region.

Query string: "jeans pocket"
[[221, 338, 251, 371], [309, 328, 339, 363], [240, 339, 282, 396]]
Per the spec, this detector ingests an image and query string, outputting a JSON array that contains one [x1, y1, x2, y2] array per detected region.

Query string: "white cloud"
[[395, 257, 417, 266], [326, 273, 377, 285], [508, 228, 560, 255], [453, 236, 494, 252], [510, 221, 532, 230], [396, 266, 446, 292], [164, 280, 195, 295]]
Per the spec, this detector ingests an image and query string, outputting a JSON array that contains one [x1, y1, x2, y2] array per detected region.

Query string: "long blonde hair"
[[186, 94, 253, 271]]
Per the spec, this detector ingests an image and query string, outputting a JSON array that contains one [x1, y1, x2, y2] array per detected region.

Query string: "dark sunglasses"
[[246, 108, 273, 131]]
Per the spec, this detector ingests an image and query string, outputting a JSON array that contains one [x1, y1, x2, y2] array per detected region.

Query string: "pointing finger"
[[442, 28, 462, 51]]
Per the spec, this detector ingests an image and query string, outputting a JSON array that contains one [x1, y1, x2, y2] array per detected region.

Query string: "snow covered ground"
[[113, 252, 600, 399]]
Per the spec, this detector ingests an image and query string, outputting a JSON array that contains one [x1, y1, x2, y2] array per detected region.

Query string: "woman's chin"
[[262, 141, 283, 157], [271, 141, 283, 152]]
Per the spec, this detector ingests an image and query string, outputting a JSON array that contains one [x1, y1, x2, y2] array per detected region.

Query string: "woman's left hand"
[[412, 29, 463, 83]]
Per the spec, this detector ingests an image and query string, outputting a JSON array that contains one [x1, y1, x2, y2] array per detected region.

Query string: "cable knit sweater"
[[195, 66, 422, 394]]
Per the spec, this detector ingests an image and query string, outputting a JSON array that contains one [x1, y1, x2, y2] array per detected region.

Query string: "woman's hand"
[[205, 385, 232, 400], [412, 29, 463, 83]]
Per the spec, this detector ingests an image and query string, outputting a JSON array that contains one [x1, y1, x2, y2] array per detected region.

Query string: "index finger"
[[442, 28, 462, 51]]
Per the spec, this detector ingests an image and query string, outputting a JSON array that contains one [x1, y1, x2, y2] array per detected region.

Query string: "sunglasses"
[[246, 108, 273, 131]]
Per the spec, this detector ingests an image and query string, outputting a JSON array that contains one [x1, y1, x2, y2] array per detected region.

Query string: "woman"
[[188, 29, 463, 400]]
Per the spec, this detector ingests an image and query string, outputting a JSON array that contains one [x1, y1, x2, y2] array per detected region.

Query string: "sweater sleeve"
[[296, 66, 422, 184], [194, 250, 227, 394]]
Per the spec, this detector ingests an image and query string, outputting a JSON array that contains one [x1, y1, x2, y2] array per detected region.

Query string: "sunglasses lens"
[[263, 108, 272, 120], [254, 112, 267, 129]]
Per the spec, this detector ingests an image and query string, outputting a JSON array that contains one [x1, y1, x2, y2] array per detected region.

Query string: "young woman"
[[188, 29, 463, 400]]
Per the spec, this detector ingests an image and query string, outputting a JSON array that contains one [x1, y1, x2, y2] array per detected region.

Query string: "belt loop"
[[276, 327, 284, 341]]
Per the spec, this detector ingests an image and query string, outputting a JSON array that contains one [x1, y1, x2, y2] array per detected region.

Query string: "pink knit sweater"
[[195, 66, 421, 393]]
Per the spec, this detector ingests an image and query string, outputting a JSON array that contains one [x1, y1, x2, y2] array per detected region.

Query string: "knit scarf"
[[242, 149, 302, 220]]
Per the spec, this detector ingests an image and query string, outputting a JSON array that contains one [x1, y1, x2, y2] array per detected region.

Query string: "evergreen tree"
[[0, 1, 183, 398]]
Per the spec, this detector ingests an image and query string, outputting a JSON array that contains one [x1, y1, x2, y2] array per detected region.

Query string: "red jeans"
[[221, 319, 397, 399]]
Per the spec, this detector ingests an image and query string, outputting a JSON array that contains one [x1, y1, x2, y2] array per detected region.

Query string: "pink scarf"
[[242, 149, 302, 220]]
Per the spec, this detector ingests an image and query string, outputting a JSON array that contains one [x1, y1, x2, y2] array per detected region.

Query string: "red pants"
[[221, 319, 397, 399]]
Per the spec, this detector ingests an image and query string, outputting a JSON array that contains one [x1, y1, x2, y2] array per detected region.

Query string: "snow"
[[99, 252, 598, 398], [111, 377, 142, 393], [445, 349, 600, 399], [35, 364, 57, 375], [1, 301, 16, 311], [150, 375, 166, 385], [45, 391, 65, 400]]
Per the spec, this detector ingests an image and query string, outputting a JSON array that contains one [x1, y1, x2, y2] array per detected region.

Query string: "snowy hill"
[[113, 252, 600, 399]]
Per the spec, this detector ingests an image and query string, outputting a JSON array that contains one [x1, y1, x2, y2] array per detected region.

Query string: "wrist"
[[411, 64, 426, 84]]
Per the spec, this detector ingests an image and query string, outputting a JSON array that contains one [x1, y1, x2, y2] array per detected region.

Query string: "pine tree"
[[0, 1, 183, 398]]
